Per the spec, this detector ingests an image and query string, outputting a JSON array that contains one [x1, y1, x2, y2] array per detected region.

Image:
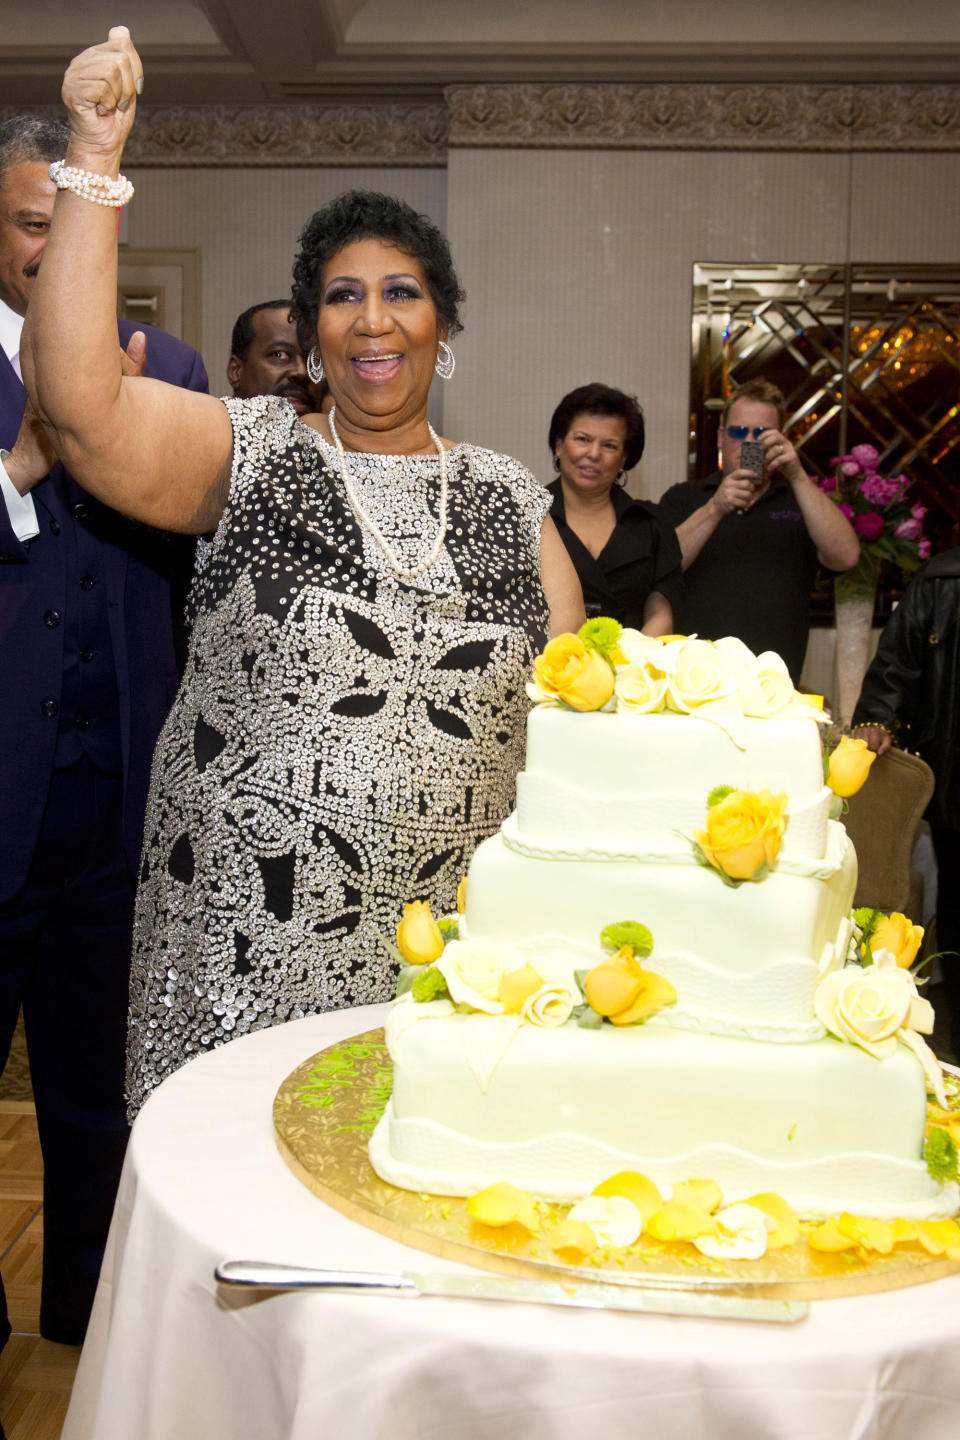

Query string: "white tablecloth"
[[63, 1005, 960, 1440]]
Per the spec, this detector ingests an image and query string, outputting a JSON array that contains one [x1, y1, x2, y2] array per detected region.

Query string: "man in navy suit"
[[0, 115, 208, 1354]]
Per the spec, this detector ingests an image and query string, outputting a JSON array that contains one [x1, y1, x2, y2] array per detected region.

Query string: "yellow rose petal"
[[608, 945, 644, 978], [807, 1217, 855, 1253], [548, 1219, 598, 1261], [836, 1213, 894, 1255], [671, 1179, 723, 1215], [890, 1218, 918, 1245], [593, 1171, 664, 1224], [456, 876, 468, 914], [498, 965, 544, 1014], [467, 1182, 540, 1232], [741, 1192, 800, 1250], [609, 970, 677, 1025], [913, 1219, 960, 1259], [646, 1201, 718, 1243]]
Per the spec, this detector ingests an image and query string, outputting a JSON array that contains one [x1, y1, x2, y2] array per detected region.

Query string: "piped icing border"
[[501, 812, 852, 879]]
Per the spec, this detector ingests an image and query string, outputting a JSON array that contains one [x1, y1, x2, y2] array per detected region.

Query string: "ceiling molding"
[[446, 83, 960, 151]]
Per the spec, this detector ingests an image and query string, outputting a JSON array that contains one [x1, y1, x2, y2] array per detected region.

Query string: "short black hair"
[[290, 190, 464, 354], [0, 114, 69, 191], [230, 300, 294, 361], [548, 383, 646, 471]]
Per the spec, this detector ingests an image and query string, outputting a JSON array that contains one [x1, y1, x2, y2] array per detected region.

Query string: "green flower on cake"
[[925, 1127, 959, 1184], [600, 921, 653, 956], [410, 966, 449, 1004], [577, 616, 625, 665]]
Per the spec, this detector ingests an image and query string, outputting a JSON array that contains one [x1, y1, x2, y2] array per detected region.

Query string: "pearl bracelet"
[[48, 160, 134, 208]]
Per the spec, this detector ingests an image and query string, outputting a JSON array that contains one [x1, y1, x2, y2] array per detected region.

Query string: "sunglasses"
[[725, 425, 769, 441]]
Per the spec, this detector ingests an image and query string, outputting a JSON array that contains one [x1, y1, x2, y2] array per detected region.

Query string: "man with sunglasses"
[[654, 378, 859, 684]]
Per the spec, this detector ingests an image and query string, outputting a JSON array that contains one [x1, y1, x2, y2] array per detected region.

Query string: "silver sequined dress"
[[126, 397, 550, 1111]]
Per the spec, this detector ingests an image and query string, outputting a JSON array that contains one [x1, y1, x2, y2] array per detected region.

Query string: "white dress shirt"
[[0, 294, 40, 542]]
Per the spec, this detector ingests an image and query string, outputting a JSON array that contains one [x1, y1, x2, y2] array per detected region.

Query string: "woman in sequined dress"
[[25, 29, 585, 1112]]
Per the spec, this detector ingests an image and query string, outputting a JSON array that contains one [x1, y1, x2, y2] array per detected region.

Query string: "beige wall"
[[123, 165, 448, 396], [122, 148, 960, 502], [445, 148, 960, 497]]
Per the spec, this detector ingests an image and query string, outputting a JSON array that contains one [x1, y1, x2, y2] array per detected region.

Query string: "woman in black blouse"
[[547, 383, 682, 632]]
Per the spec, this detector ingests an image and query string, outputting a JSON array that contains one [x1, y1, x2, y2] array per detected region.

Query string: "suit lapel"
[[0, 346, 26, 451]]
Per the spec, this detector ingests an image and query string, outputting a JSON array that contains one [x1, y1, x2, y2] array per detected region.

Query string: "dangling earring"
[[306, 346, 324, 384], [615, 469, 627, 487], [435, 341, 455, 380], [552, 455, 561, 473]]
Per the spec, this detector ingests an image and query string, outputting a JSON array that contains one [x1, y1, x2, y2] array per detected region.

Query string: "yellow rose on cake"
[[694, 788, 788, 883], [527, 634, 615, 712], [395, 900, 444, 965], [827, 736, 877, 798], [583, 945, 677, 1026], [869, 911, 924, 969]]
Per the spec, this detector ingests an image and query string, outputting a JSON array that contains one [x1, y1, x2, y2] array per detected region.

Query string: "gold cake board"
[[273, 1029, 960, 1302]]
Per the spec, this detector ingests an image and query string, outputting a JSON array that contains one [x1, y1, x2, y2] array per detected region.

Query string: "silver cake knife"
[[215, 1260, 808, 1323]]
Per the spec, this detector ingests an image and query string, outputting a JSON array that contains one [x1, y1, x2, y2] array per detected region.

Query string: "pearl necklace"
[[327, 405, 449, 582]]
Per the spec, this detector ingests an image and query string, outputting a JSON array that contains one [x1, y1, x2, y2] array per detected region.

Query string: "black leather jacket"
[[852, 548, 960, 828]]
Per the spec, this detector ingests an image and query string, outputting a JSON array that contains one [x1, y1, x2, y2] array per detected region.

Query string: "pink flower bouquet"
[[819, 444, 932, 601]]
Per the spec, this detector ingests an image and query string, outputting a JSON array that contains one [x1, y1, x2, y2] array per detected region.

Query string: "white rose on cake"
[[614, 663, 669, 715], [814, 961, 931, 1057], [436, 939, 514, 1013], [521, 983, 577, 1029], [663, 639, 735, 713], [713, 638, 795, 717]]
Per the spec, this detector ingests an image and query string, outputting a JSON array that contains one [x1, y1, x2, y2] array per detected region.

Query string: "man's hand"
[[6, 330, 146, 495], [3, 399, 56, 494], [761, 428, 806, 488], [709, 468, 768, 517], [853, 724, 893, 757]]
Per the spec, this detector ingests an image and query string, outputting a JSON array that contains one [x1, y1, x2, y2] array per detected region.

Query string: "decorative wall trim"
[[446, 83, 960, 152], [0, 103, 449, 167], [7, 83, 960, 164]]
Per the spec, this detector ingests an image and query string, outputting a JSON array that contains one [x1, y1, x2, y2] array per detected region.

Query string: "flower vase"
[[834, 554, 880, 728]]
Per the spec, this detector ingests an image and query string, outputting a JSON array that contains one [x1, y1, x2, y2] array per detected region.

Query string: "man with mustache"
[[227, 299, 322, 414], [0, 114, 208, 1371]]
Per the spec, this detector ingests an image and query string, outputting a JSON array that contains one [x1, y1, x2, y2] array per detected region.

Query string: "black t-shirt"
[[652, 472, 820, 684], [548, 480, 683, 628]]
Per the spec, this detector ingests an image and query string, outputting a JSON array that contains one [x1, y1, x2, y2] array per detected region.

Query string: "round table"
[[62, 1004, 960, 1440]]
